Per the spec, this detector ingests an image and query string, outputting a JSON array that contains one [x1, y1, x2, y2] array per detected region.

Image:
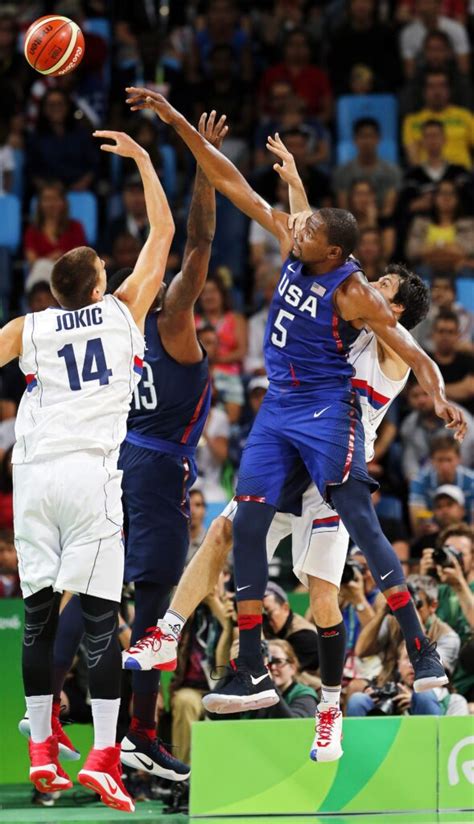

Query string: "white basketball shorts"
[[13, 452, 124, 602], [221, 483, 349, 588]]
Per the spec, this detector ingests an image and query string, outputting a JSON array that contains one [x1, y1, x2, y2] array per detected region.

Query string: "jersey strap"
[[125, 430, 196, 458]]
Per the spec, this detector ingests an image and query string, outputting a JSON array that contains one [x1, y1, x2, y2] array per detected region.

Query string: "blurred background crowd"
[[0, 0, 473, 799]]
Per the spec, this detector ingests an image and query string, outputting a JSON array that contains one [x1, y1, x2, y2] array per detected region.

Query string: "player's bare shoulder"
[[0, 315, 25, 367]]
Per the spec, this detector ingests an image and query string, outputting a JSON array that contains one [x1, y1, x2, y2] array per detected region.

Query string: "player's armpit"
[[0, 316, 24, 366]]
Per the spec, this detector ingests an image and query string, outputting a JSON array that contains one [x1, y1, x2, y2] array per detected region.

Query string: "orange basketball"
[[24, 15, 85, 77]]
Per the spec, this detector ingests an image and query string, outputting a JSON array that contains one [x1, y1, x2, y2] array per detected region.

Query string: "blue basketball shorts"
[[235, 386, 376, 507], [119, 440, 197, 585]]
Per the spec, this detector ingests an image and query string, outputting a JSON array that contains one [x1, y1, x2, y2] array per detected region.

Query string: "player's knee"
[[308, 577, 340, 625], [208, 516, 233, 555]]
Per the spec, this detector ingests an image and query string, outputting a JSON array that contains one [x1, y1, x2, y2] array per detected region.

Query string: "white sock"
[[91, 698, 120, 750], [162, 609, 186, 640], [26, 694, 53, 743], [321, 684, 341, 708]]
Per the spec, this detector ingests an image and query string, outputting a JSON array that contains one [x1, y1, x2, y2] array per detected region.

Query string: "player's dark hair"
[[353, 117, 380, 136], [421, 118, 445, 132], [434, 307, 459, 329], [51, 246, 99, 309], [385, 264, 430, 330], [429, 434, 460, 456], [318, 208, 359, 260]]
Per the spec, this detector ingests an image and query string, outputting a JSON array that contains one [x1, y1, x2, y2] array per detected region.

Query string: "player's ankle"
[[129, 718, 156, 741]]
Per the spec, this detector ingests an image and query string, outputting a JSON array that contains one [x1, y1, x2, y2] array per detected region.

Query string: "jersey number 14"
[[58, 339, 112, 391]]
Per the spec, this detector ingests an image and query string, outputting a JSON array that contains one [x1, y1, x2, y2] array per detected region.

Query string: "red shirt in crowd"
[[24, 219, 87, 259], [260, 64, 332, 117]]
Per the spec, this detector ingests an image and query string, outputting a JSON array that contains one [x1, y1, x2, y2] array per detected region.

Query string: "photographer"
[[347, 642, 467, 717], [255, 640, 318, 719], [339, 550, 377, 687], [263, 582, 319, 674], [420, 524, 474, 700]]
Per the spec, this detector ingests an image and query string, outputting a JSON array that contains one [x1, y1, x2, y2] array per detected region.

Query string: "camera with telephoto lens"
[[367, 678, 400, 716], [432, 544, 465, 574], [341, 559, 364, 584]]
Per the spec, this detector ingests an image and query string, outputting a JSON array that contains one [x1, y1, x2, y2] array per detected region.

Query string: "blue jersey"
[[127, 312, 211, 448], [264, 256, 361, 391]]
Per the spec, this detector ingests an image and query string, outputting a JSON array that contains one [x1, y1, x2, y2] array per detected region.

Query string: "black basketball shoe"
[[411, 638, 449, 692], [202, 658, 279, 714], [120, 733, 190, 781]]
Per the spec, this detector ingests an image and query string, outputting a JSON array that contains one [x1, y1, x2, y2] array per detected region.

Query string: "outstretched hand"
[[198, 110, 228, 149], [267, 133, 300, 186], [125, 86, 178, 124], [93, 130, 148, 160], [434, 398, 467, 442]]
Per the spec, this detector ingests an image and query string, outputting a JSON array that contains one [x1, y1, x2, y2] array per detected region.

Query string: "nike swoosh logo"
[[250, 672, 270, 685], [134, 754, 155, 771], [380, 570, 394, 581], [236, 584, 252, 592], [105, 777, 118, 796], [314, 405, 332, 418]]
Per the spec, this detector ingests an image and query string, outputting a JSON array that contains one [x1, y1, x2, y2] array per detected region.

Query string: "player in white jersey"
[[0, 129, 175, 813], [122, 263, 430, 757]]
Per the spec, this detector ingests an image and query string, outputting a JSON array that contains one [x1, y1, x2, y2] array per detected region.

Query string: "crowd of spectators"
[[0, 0, 473, 800]]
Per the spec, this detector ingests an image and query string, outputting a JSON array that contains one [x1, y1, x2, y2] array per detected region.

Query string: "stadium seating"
[[0, 193, 21, 252], [336, 94, 399, 164], [30, 191, 98, 246], [457, 278, 474, 313]]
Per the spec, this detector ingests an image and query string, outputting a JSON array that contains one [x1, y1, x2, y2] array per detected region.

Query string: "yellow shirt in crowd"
[[402, 106, 474, 168]]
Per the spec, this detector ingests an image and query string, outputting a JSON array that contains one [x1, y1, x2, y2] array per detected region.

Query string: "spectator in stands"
[[104, 174, 150, 254], [263, 582, 319, 675], [411, 485, 468, 557], [356, 574, 461, 678], [108, 232, 141, 276], [193, 44, 253, 167], [339, 549, 377, 684], [0, 116, 15, 193], [26, 88, 100, 191], [347, 641, 467, 716], [348, 179, 395, 259], [400, 0, 470, 79], [253, 127, 331, 210], [399, 121, 470, 223], [0, 528, 20, 598], [414, 274, 473, 354], [402, 70, 474, 168], [26, 281, 57, 313], [420, 523, 474, 698], [256, 640, 318, 719], [430, 311, 474, 412], [187, 489, 207, 564], [196, 273, 247, 423], [405, 181, 474, 276], [327, 0, 400, 94], [400, 377, 474, 480], [355, 228, 387, 282], [409, 435, 474, 535], [24, 182, 87, 290], [0, 11, 32, 122], [254, 95, 330, 172], [188, 0, 253, 85], [193, 381, 231, 504], [333, 119, 401, 218], [259, 28, 332, 123], [244, 267, 280, 375], [349, 63, 375, 95], [400, 30, 472, 113]]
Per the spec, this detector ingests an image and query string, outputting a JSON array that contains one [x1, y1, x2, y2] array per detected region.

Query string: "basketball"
[[23, 15, 85, 77]]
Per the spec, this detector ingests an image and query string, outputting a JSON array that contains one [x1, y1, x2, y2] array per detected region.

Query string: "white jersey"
[[13, 295, 144, 464], [348, 328, 410, 462]]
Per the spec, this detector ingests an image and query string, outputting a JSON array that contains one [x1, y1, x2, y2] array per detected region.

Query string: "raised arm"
[[266, 133, 310, 213], [0, 317, 24, 367], [125, 88, 292, 256], [336, 276, 466, 440], [93, 130, 175, 330], [159, 112, 227, 362]]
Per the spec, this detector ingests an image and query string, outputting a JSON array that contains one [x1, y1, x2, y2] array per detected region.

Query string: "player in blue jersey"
[[125, 88, 465, 712]]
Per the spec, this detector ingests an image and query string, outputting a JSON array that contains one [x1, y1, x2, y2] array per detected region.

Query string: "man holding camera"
[[420, 523, 474, 699], [263, 582, 319, 676]]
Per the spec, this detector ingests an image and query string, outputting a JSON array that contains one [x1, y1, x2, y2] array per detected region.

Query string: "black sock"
[[386, 591, 425, 656], [237, 614, 264, 668], [316, 621, 346, 689]]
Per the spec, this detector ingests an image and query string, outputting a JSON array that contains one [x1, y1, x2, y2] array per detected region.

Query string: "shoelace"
[[316, 708, 340, 742], [413, 638, 438, 665], [130, 626, 174, 652]]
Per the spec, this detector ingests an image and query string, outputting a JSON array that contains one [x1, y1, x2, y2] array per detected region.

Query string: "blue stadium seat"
[[457, 278, 474, 313], [0, 193, 21, 252], [11, 148, 24, 199], [336, 94, 399, 164], [109, 144, 177, 202], [83, 17, 111, 44], [30, 191, 98, 246]]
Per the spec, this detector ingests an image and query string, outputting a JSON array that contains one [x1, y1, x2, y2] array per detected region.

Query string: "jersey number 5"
[[58, 339, 113, 391], [271, 309, 295, 349]]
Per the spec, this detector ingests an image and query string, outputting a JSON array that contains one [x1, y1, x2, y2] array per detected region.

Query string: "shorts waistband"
[[125, 431, 196, 458]]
